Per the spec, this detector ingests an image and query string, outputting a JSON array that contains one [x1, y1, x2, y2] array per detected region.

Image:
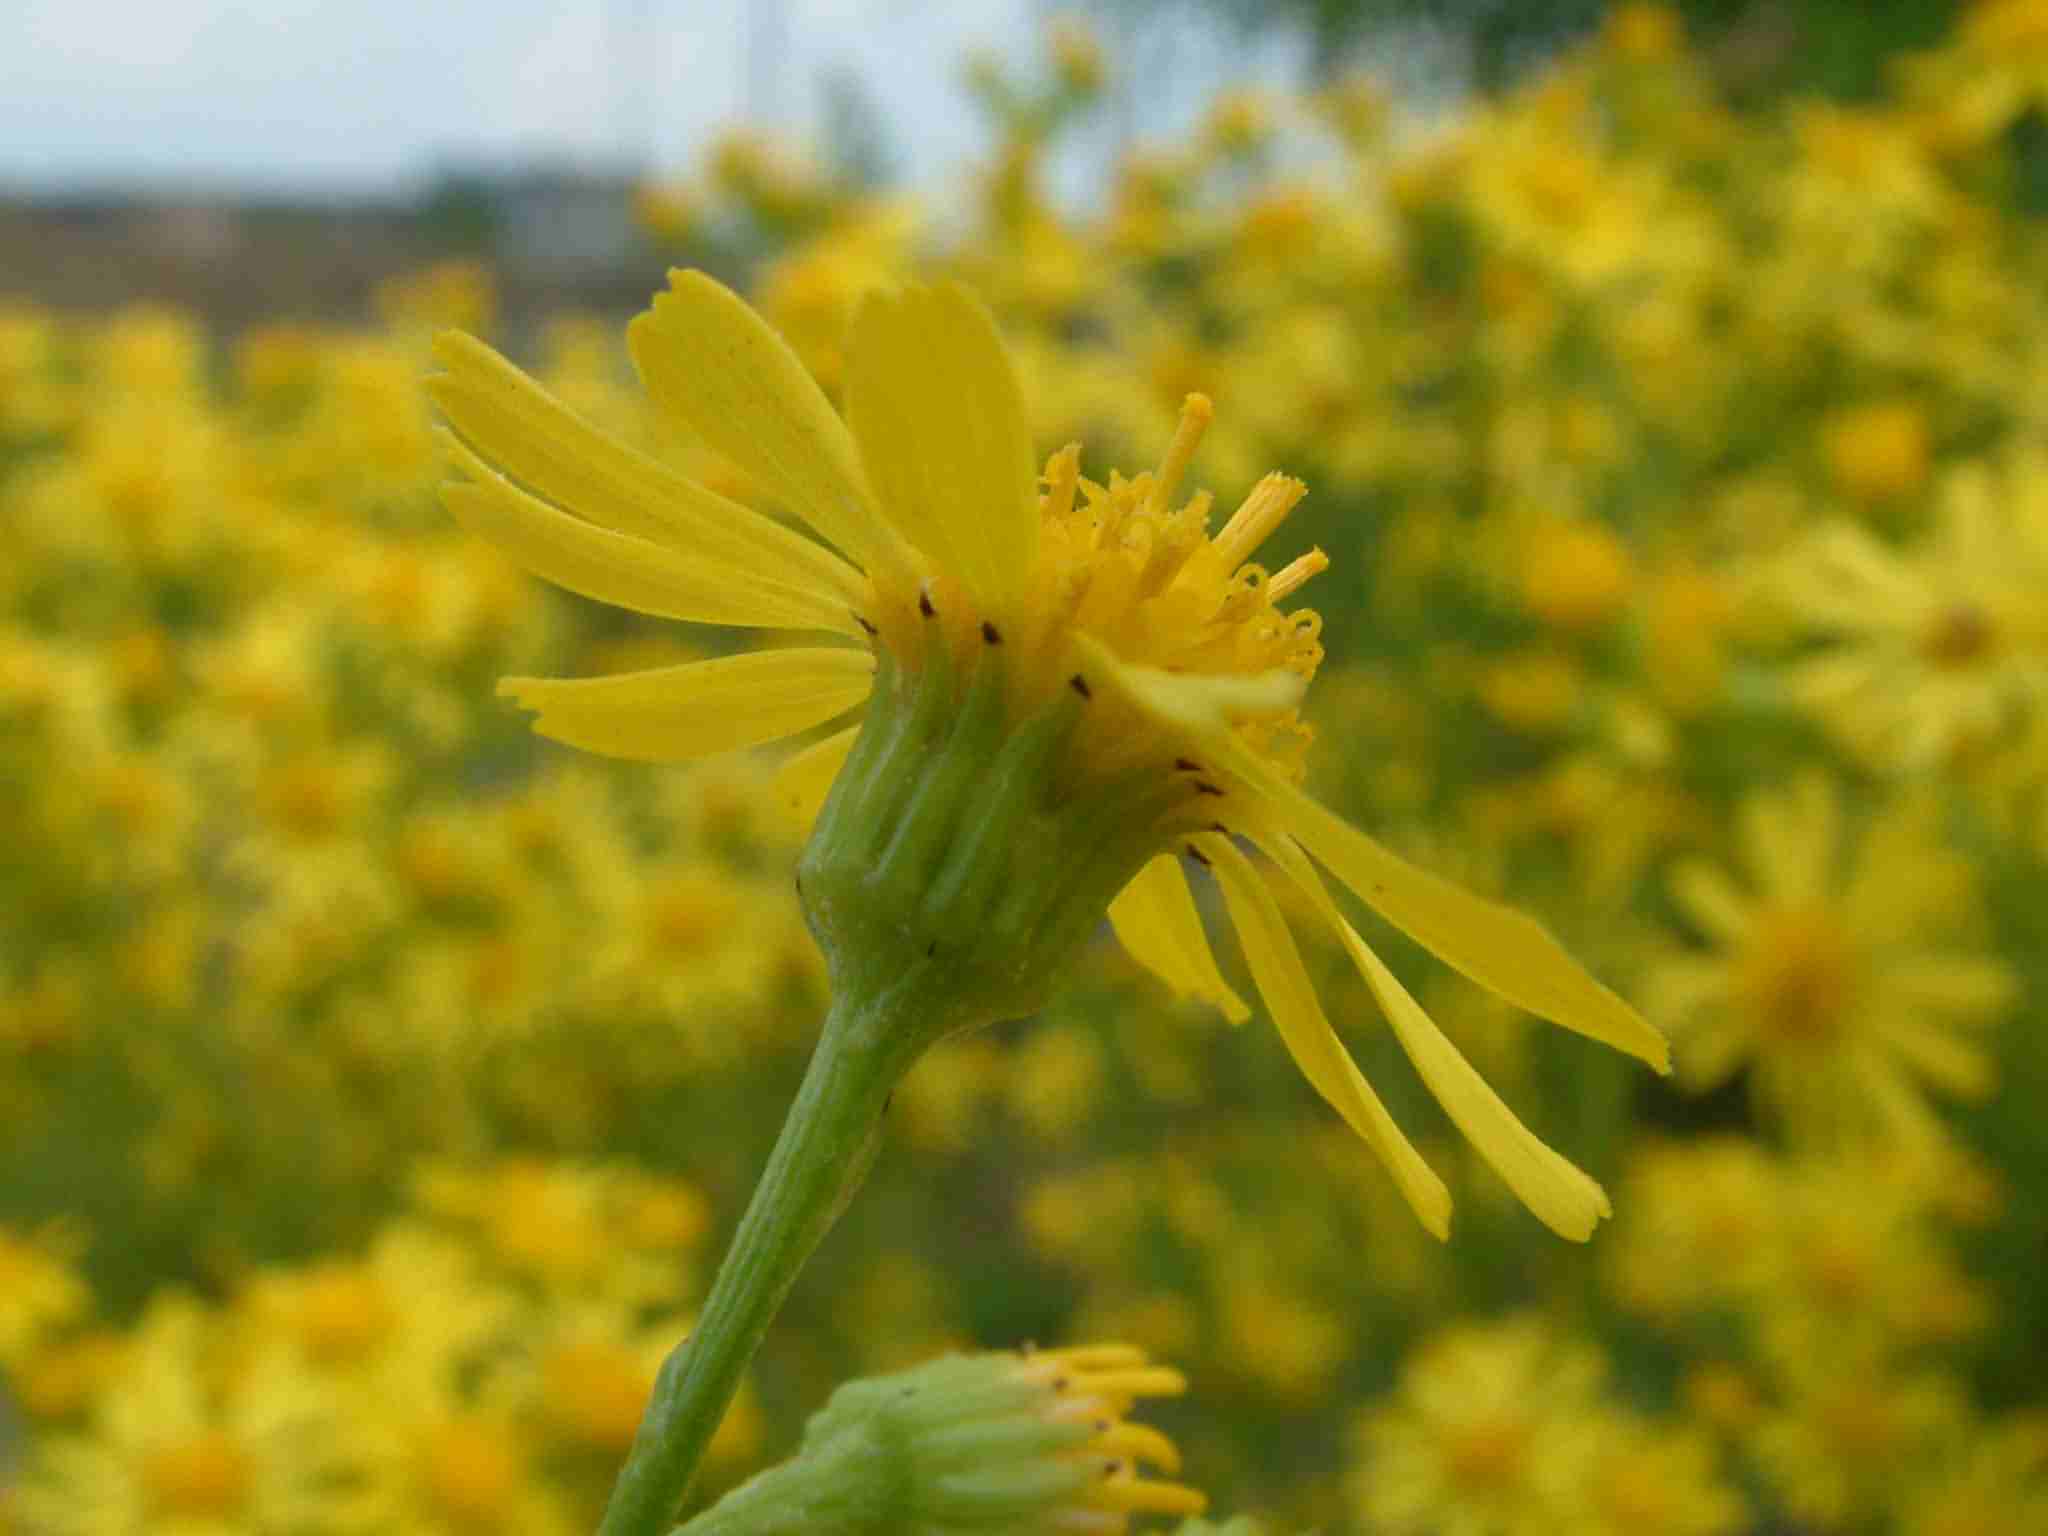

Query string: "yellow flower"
[[14, 1296, 375, 1536], [1754, 1158, 1989, 1363], [0, 1223, 89, 1366], [432, 271, 1663, 1239], [1766, 462, 2048, 769], [1350, 1316, 1610, 1536], [1574, 1418, 1746, 1536], [1519, 516, 1634, 633], [411, 1159, 711, 1311], [1901, 1413, 2048, 1536], [1648, 774, 2015, 1151], [1755, 1357, 1969, 1529], [1605, 1137, 1780, 1321], [1820, 398, 1932, 505], [403, 1417, 574, 1536], [236, 1225, 523, 1418]]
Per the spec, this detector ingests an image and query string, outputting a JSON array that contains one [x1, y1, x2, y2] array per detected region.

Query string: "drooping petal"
[[774, 722, 863, 828], [628, 270, 913, 580], [846, 283, 1038, 616], [1203, 835, 1453, 1239], [500, 648, 875, 763], [1328, 902, 1612, 1242], [1236, 759, 1668, 1073], [1107, 854, 1251, 1024], [439, 431, 860, 634], [430, 331, 868, 610], [1249, 828, 1610, 1240]]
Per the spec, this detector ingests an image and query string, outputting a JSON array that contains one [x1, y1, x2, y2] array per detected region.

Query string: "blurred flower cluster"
[[6, 5, 2048, 1531]]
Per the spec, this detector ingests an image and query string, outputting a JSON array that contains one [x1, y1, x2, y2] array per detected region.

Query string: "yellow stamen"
[[1136, 491, 1211, 598], [1268, 546, 1329, 601], [1214, 472, 1308, 568], [1148, 393, 1214, 515], [1086, 1420, 1183, 1473]]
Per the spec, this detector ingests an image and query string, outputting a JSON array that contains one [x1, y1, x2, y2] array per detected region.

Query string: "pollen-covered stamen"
[[1268, 547, 1329, 601], [1213, 471, 1309, 569], [1146, 393, 1214, 516], [1134, 490, 1212, 599]]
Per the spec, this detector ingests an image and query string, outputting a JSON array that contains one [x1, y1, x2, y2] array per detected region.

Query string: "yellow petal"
[[430, 332, 867, 612], [1074, 634, 1306, 734], [1327, 905, 1612, 1241], [628, 270, 913, 581], [774, 722, 862, 828], [1107, 854, 1252, 1024], [438, 431, 856, 633], [1246, 765, 1668, 1073], [1668, 861, 1754, 946], [1876, 1016, 1995, 1099], [500, 648, 874, 763], [845, 283, 1037, 616], [1203, 836, 1452, 1240], [1884, 956, 2018, 1019], [1251, 827, 1610, 1240]]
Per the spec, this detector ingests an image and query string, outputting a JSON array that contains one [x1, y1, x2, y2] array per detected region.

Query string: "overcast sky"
[[0, 0, 1072, 193]]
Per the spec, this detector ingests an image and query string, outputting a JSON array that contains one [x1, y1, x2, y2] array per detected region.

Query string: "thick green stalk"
[[595, 986, 928, 1536]]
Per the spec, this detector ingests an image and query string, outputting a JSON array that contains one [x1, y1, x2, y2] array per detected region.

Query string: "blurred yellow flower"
[[1649, 774, 2015, 1151], [1769, 460, 2048, 769], [1519, 516, 1634, 633], [1350, 1317, 1609, 1536], [1820, 399, 1932, 505], [14, 1297, 375, 1536], [1576, 1419, 1743, 1536], [1606, 1137, 1779, 1321], [0, 1225, 89, 1367], [1755, 1357, 1970, 1529]]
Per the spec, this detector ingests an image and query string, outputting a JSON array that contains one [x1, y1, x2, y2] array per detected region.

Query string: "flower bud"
[[683, 1344, 1204, 1536]]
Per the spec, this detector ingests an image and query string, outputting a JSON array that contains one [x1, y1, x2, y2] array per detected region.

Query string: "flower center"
[[1444, 1418, 1530, 1494], [543, 1341, 654, 1451], [862, 396, 1325, 800], [1742, 909, 1856, 1049], [644, 872, 732, 956], [295, 1264, 395, 1366], [800, 407, 1335, 1033], [1922, 602, 1997, 670], [418, 1420, 523, 1528]]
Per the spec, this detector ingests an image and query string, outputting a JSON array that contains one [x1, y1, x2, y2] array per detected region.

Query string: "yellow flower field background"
[[5, 6, 2048, 1531]]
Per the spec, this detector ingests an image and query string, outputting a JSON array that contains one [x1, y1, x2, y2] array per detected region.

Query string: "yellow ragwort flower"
[[430, 271, 1664, 1239], [1650, 774, 2015, 1152], [1768, 460, 2048, 770]]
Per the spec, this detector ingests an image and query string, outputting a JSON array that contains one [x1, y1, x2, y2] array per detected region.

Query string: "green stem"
[[596, 985, 930, 1536]]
